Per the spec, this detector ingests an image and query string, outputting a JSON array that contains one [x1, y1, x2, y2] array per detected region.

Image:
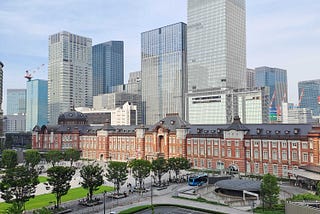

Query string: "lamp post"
[[103, 191, 106, 214]]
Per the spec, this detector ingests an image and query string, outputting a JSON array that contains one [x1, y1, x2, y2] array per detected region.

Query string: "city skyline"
[[1, 0, 320, 114]]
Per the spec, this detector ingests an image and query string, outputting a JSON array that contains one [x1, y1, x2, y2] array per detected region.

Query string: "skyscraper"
[[141, 22, 187, 125], [255, 66, 288, 115], [48, 31, 92, 124], [298, 79, 320, 116], [92, 41, 124, 95], [246, 68, 255, 89], [7, 89, 27, 115], [187, 0, 246, 91], [0, 62, 4, 137], [26, 79, 48, 131]]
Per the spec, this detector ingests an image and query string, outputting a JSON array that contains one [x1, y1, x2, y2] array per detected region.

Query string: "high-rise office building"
[[298, 79, 320, 116], [187, 0, 246, 91], [7, 89, 27, 115], [48, 31, 92, 124], [141, 22, 187, 125], [255, 66, 288, 121], [92, 41, 124, 95], [0, 62, 4, 137], [187, 87, 269, 124], [246, 68, 255, 89], [26, 79, 48, 131]]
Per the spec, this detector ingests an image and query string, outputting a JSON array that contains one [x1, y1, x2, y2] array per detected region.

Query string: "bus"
[[188, 174, 208, 186]]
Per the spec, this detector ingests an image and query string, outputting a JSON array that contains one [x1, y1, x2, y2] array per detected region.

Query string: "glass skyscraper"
[[298, 79, 320, 116], [141, 22, 187, 125], [26, 79, 48, 131], [255, 66, 288, 112], [48, 31, 92, 124], [92, 41, 124, 95], [7, 89, 27, 115], [187, 0, 246, 91]]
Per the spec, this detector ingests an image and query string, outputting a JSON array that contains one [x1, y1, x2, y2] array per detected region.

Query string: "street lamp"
[[103, 191, 106, 214]]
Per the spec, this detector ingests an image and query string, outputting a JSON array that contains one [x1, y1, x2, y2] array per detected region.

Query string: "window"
[[263, 150, 268, 160], [254, 163, 259, 174], [254, 141, 259, 147], [282, 141, 287, 148], [263, 141, 268, 148], [193, 146, 198, 155], [235, 140, 239, 147], [187, 139, 191, 144], [272, 150, 277, 160], [310, 141, 314, 149], [194, 159, 198, 167], [200, 147, 204, 155], [227, 140, 231, 146], [292, 151, 297, 160], [214, 148, 219, 157], [207, 147, 211, 156], [235, 149, 240, 158], [282, 151, 287, 160], [227, 149, 232, 157], [246, 150, 250, 158], [245, 141, 250, 147], [254, 150, 259, 159], [273, 165, 278, 176], [303, 153, 308, 162], [208, 160, 212, 168], [214, 139, 219, 145], [292, 142, 297, 148], [302, 142, 308, 149], [272, 141, 277, 148], [263, 164, 268, 174], [217, 161, 224, 170], [221, 149, 225, 157], [282, 165, 288, 177], [201, 159, 204, 167], [246, 162, 251, 173]]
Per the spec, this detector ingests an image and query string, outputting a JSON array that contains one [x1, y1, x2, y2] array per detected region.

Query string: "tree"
[[45, 150, 62, 167], [47, 166, 75, 208], [129, 159, 151, 190], [80, 163, 104, 201], [1, 149, 18, 169], [0, 166, 39, 212], [64, 149, 80, 167], [316, 182, 320, 196], [168, 157, 190, 179], [24, 149, 41, 169], [261, 173, 280, 209], [151, 157, 168, 186], [106, 161, 128, 195]]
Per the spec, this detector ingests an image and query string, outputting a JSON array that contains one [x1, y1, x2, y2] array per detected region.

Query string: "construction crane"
[[298, 89, 304, 107], [24, 64, 45, 81], [269, 91, 276, 108]]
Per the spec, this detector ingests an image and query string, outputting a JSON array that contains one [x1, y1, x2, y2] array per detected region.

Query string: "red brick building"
[[32, 110, 320, 177]]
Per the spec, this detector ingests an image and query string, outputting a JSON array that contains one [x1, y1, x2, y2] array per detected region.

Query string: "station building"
[[32, 109, 320, 177]]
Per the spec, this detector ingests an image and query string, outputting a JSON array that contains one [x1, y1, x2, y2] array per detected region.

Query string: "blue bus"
[[188, 174, 208, 186]]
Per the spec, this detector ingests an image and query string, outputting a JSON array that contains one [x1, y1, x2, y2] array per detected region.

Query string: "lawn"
[[0, 185, 113, 213], [38, 176, 48, 183]]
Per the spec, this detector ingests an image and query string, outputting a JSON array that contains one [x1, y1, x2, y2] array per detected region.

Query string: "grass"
[[0, 185, 113, 213], [118, 205, 150, 214], [173, 196, 227, 206], [119, 204, 224, 214], [38, 176, 48, 183]]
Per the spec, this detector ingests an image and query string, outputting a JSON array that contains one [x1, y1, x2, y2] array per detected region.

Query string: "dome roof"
[[58, 110, 87, 124]]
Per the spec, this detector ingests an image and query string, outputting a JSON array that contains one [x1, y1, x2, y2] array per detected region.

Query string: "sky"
[[0, 0, 319, 114]]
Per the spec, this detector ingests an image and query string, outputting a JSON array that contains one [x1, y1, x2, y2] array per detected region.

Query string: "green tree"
[[129, 159, 151, 190], [151, 157, 168, 185], [45, 150, 62, 167], [316, 182, 320, 196], [64, 149, 81, 166], [261, 173, 280, 209], [24, 149, 41, 169], [47, 166, 75, 208], [106, 161, 128, 195], [0, 166, 39, 212], [80, 163, 104, 201], [32, 207, 53, 214], [1, 149, 18, 169], [168, 157, 190, 179]]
